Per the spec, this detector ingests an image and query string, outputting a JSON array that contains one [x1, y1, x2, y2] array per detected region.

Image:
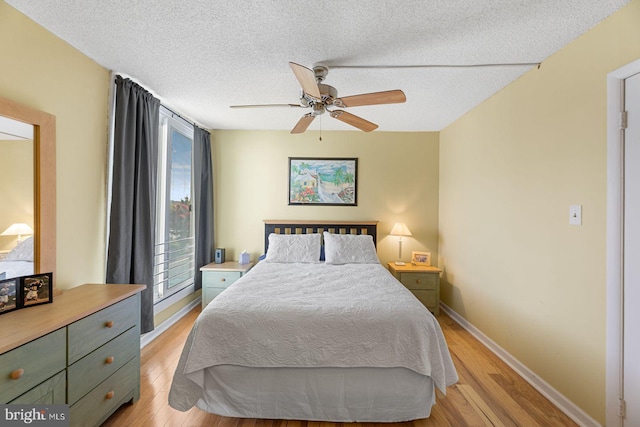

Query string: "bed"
[[0, 236, 34, 279], [169, 221, 458, 422]]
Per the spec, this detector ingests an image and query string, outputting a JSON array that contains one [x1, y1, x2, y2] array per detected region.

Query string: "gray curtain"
[[106, 75, 160, 334], [193, 125, 214, 290]]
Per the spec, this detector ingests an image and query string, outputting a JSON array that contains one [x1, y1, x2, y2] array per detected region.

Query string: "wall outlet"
[[569, 205, 582, 225]]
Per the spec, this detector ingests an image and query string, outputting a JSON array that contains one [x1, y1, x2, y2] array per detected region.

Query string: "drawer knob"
[[220, 278, 226, 282], [416, 279, 422, 284], [105, 356, 115, 364], [10, 368, 24, 380], [105, 320, 114, 328], [105, 391, 115, 400]]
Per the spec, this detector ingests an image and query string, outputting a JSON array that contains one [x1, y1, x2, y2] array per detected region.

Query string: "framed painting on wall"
[[288, 157, 358, 206]]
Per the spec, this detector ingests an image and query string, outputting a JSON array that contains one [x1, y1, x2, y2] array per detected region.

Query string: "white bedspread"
[[170, 262, 458, 412], [0, 260, 33, 279]]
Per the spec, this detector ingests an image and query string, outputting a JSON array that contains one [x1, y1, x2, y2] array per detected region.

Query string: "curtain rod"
[[160, 104, 208, 132], [330, 62, 542, 70], [114, 74, 209, 132]]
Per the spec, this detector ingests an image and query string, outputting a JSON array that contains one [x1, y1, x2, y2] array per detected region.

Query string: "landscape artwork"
[[288, 157, 358, 206]]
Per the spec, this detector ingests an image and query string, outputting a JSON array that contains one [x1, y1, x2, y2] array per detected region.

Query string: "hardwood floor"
[[102, 307, 578, 427]]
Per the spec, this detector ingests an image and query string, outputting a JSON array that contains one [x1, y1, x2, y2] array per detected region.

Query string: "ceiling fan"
[[230, 62, 406, 133]]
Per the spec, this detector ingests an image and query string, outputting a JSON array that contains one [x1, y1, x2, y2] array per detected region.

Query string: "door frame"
[[607, 58, 640, 427]]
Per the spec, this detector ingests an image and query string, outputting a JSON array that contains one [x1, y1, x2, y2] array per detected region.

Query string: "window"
[[154, 107, 195, 303]]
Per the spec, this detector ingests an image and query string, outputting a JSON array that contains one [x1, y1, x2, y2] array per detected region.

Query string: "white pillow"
[[4, 236, 34, 262], [323, 232, 379, 264], [264, 233, 322, 263]]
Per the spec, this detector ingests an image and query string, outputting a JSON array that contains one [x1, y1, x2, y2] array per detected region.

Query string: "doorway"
[[607, 59, 640, 427]]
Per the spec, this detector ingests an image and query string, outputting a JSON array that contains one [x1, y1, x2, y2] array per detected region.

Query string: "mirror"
[[0, 116, 34, 279], [0, 96, 56, 291]]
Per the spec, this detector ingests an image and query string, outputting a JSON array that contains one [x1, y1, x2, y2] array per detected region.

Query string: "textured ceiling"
[[6, 0, 631, 132]]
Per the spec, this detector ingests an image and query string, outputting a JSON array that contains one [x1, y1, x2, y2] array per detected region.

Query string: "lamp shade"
[[390, 222, 412, 236], [1, 223, 34, 237]]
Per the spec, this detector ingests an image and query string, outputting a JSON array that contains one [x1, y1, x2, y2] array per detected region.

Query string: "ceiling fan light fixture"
[[312, 103, 325, 115]]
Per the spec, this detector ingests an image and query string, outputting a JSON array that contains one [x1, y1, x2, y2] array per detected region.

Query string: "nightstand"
[[388, 262, 442, 315], [200, 261, 254, 309]]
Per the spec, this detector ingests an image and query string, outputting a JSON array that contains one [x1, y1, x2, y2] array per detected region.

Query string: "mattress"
[[169, 261, 458, 421]]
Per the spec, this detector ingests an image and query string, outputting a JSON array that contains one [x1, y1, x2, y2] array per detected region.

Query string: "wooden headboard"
[[263, 220, 378, 253]]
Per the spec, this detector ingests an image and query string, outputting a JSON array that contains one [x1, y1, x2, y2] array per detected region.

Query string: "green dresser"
[[0, 284, 145, 427]]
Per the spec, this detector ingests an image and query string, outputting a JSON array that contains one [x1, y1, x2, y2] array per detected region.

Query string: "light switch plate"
[[570, 205, 582, 225]]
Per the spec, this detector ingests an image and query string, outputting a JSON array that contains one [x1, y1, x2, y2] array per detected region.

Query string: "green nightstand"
[[388, 262, 442, 315], [200, 261, 254, 309]]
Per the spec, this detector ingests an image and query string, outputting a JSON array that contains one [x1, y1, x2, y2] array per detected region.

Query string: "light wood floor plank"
[[456, 385, 504, 427], [102, 307, 578, 427]]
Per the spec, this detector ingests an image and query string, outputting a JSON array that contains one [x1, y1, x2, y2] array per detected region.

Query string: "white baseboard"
[[140, 297, 201, 349], [440, 303, 601, 427]]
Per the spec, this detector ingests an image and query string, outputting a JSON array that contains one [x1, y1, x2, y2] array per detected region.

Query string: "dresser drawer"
[[69, 356, 139, 427], [399, 273, 438, 290], [9, 370, 66, 405], [67, 326, 139, 404], [0, 328, 66, 403], [203, 271, 241, 287], [68, 296, 137, 364]]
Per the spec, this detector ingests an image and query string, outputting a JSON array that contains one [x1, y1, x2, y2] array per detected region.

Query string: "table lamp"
[[1, 223, 34, 242], [390, 222, 412, 265]]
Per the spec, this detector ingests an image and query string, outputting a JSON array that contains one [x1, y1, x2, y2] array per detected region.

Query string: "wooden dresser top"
[[0, 284, 146, 354]]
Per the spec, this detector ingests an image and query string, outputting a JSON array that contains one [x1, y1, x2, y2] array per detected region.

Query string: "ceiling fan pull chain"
[[319, 116, 322, 141]]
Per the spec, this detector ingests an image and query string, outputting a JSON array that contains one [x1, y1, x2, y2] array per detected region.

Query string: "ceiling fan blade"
[[329, 110, 378, 132], [289, 62, 321, 100], [230, 103, 304, 108], [333, 90, 406, 108], [291, 114, 315, 134]]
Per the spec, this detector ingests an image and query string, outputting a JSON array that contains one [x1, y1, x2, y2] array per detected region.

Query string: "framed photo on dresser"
[[0, 277, 18, 314], [20, 272, 53, 308]]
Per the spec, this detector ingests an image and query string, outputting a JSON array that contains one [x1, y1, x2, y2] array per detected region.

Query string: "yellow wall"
[[0, 1, 111, 287], [439, 0, 640, 423], [212, 130, 439, 266]]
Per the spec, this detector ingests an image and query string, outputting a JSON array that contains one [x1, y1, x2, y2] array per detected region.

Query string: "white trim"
[[105, 71, 117, 277], [606, 58, 640, 427], [141, 296, 201, 349], [440, 303, 600, 427], [153, 283, 195, 314]]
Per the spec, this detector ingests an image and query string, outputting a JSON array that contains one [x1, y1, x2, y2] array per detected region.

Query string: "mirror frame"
[[0, 95, 56, 290]]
